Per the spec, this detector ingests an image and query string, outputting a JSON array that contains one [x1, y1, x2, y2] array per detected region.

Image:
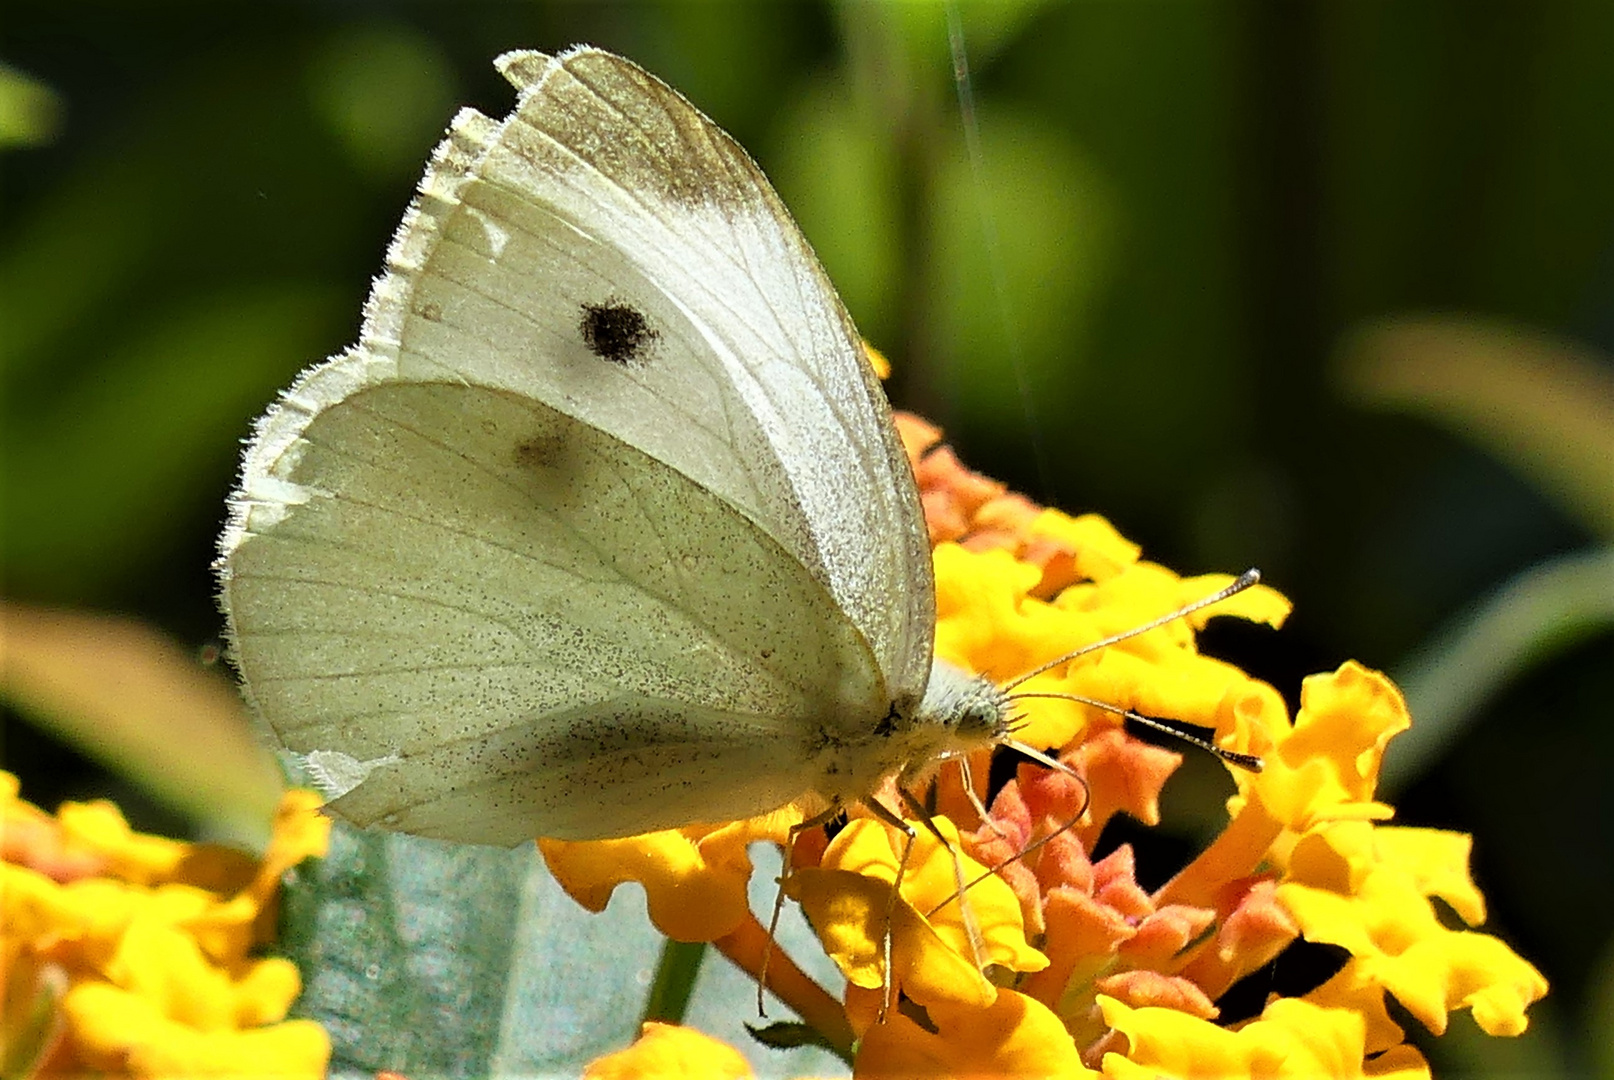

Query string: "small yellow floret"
[[582, 1021, 754, 1080], [0, 774, 330, 1079]]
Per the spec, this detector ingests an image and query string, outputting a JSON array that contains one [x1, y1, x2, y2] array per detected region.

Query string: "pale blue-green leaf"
[[281, 827, 654, 1079], [680, 844, 850, 1078], [279, 829, 848, 1079]]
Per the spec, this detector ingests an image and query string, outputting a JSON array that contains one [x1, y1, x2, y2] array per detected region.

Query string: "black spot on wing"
[[579, 301, 657, 365]]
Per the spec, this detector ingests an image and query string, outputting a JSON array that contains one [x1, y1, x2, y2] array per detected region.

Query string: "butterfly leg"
[[859, 795, 917, 1022], [895, 786, 988, 976], [956, 754, 1011, 840], [759, 801, 844, 1018]]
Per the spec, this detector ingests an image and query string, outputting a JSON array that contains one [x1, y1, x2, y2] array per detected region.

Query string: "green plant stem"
[[641, 938, 707, 1026]]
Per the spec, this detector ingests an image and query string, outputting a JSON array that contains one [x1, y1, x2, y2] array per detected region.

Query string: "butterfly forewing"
[[456, 48, 933, 701]]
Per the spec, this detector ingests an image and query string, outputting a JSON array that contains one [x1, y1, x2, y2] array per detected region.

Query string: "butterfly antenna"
[[944, 0, 1052, 498], [1009, 690, 1265, 771], [1003, 568, 1262, 691]]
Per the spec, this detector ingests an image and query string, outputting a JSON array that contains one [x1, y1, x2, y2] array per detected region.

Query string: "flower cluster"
[[545, 413, 1548, 1078], [1, 774, 331, 1078]]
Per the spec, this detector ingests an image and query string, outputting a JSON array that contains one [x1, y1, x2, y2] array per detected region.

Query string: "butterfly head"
[[915, 659, 1014, 750]]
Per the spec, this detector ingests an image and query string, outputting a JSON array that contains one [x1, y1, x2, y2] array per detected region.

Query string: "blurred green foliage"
[[0, 62, 60, 147], [3, 2, 1611, 1075]]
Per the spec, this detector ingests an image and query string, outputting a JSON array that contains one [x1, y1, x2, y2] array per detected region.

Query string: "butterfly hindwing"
[[225, 380, 879, 843]]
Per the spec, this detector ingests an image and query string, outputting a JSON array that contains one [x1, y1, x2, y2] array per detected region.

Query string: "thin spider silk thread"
[[944, 1, 1053, 501]]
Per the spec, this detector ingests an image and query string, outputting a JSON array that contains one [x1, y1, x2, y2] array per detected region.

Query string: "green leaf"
[[1, 283, 345, 594], [1421, 997, 1573, 1080], [1381, 546, 1614, 793], [0, 156, 165, 377], [766, 74, 905, 348], [305, 24, 459, 181], [0, 63, 60, 149], [926, 107, 1117, 426], [869, 0, 1060, 71], [1336, 315, 1614, 539]]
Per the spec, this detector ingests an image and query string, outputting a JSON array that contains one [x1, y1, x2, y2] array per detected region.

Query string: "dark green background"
[[4, 3, 1609, 1075]]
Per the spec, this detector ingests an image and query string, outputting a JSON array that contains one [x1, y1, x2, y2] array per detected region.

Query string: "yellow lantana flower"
[[546, 414, 1545, 1077], [581, 1021, 754, 1080], [1, 773, 331, 1078], [1099, 995, 1431, 1080], [791, 815, 1046, 1026]]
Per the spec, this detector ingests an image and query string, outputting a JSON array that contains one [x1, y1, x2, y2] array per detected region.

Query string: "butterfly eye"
[[578, 300, 657, 365], [953, 698, 996, 736]]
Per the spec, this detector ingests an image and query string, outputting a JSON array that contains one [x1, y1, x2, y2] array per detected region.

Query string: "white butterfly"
[[218, 46, 1015, 846]]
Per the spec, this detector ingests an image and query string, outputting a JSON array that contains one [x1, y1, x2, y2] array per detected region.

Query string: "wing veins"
[[500, 111, 802, 356], [544, 64, 804, 347], [262, 411, 832, 705], [454, 161, 882, 563], [249, 659, 547, 684], [300, 397, 641, 586], [449, 176, 784, 520], [232, 570, 529, 642]]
